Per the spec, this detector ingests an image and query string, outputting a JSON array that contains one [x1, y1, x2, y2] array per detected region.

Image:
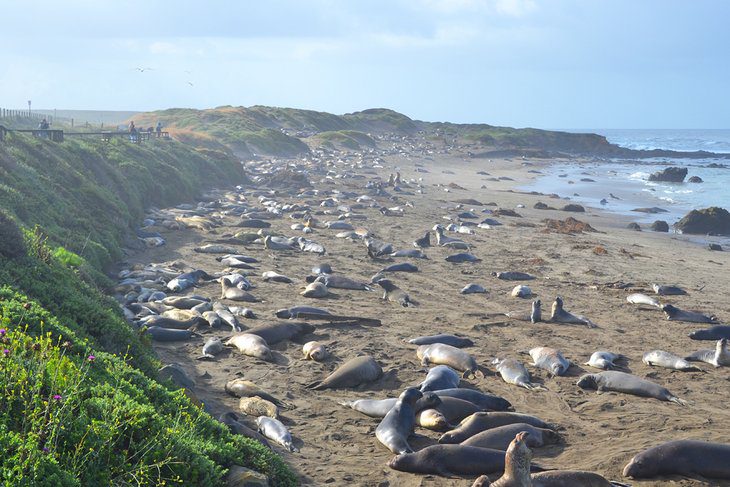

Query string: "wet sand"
[[123, 145, 730, 486]]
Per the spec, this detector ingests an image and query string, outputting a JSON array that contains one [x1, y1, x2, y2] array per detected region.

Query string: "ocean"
[[521, 129, 730, 228]]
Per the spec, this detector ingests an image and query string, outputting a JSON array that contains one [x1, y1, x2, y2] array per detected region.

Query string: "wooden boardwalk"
[[0, 124, 170, 144]]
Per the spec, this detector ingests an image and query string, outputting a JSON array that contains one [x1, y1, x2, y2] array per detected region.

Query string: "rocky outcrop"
[[562, 204, 585, 212], [650, 220, 669, 232], [627, 222, 642, 231], [647, 167, 687, 182], [675, 207, 730, 235]]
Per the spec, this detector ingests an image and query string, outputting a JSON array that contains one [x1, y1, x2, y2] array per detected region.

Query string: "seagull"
[[187, 81, 194, 86], [135, 67, 153, 72]]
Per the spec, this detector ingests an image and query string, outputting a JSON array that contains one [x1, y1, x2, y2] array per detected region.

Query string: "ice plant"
[[87, 354, 95, 362], [53, 394, 62, 401], [2, 349, 9, 357], [0, 328, 6, 336]]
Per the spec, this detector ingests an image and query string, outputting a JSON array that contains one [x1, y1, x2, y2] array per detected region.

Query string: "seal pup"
[[439, 412, 554, 444], [414, 231, 431, 248], [307, 355, 383, 390], [221, 278, 260, 302], [391, 249, 428, 259], [487, 431, 629, 487], [576, 371, 688, 405], [261, 271, 293, 283], [493, 271, 535, 281], [302, 341, 328, 361], [662, 304, 717, 323], [623, 439, 730, 480], [419, 365, 461, 392], [530, 300, 542, 323], [256, 417, 298, 452], [224, 334, 273, 361], [375, 388, 422, 454], [626, 293, 662, 308], [224, 379, 287, 407], [445, 252, 481, 263], [301, 281, 329, 298], [652, 283, 687, 296], [493, 358, 545, 390], [685, 338, 730, 367], [529, 347, 570, 377], [549, 296, 597, 328], [376, 279, 417, 307], [408, 334, 474, 348], [689, 325, 730, 341], [263, 235, 294, 251], [197, 337, 225, 360], [239, 397, 279, 419], [219, 412, 272, 449], [313, 274, 371, 291], [584, 351, 623, 370], [417, 344, 482, 378], [461, 283, 487, 294], [461, 422, 560, 451], [341, 392, 441, 419], [511, 285, 532, 298], [643, 350, 703, 371], [275, 306, 330, 319]]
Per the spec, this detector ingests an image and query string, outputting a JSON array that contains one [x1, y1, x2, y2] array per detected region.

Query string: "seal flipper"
[[306, 380, 325, 390], [609, 482, 632, 487], [668, 395, 689, 406]]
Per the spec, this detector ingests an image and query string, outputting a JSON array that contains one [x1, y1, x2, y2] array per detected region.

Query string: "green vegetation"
[[309, 130, 376, 151], [0, 134, 295, 485]]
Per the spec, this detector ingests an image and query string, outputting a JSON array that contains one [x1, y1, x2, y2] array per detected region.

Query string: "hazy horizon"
[[2, 0, 728, 129]]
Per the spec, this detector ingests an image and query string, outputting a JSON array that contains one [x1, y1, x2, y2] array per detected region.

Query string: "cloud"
[[415, 0, 537, 16]]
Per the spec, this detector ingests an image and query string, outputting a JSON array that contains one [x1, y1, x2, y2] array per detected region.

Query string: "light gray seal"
[[623, 439, 730, 480], [461, 283, 487, 294], [312, 274, 371, 291], [219, 412, 272, 449], [529, 347, 570, 376], [685, 338, 730, 367], [391, 249, 428, 259], [417, 343, 482, 377], [197, 337, 224, 360], [662, 304, 717, 323], [341, 391, 441, 418], [461, 422, 560, 451], [377, 279, 416, 307], [530, 299, 542, 323], [493, 358, 545, 390], [643, 350, 703, 371], [307, 355, 383, 390], [256, 416, 298, 452], [419, 365, 461, 392], [375, 388, 422, 454], [577, 370, 688, 405], [439, 411, 554, 444], [584, 351, 623, 370]]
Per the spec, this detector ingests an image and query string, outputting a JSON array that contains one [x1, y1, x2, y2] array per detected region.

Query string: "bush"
[[0, 211, 25, 259]]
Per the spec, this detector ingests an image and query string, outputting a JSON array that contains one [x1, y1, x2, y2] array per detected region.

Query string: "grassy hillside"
[[307, 130, 376, 151], [0, 134, 295, 486]]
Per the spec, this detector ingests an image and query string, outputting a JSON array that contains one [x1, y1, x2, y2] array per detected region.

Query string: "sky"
[[1, 0, 728, 128]]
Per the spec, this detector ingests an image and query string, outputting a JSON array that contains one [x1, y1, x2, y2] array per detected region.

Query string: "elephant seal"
[[166, 270, 213, 292], [413, 231, 431, 248], [256, 417, 298, 452], [307, 355, 383, 390], [415, 409, 453, 431], [417, 344, 482, 377], [301, 281, 329, 298], [511, 285, 532, 298], [550, 297, 597, 327], [388, 444, 508, 477], [225, 334, 273, 361], [342, 391, 441, 418], [239, 397, 279, 418], [439, 411, 554, 444], [446, 252, 481, 263], [686, 338, 730, 367], [224, 379, 287, 407], [376, 388, 422, 454], [246, 322, 314, 344], [312, 263, 333, 275], [302, 341, 328, 361], [530, 299, 542, 323], [584, 351, 623, 370], [689, 325, 730, 341], [376, 279, 416, 307], [429, 396, 483, 424], [408, 334, 474, 348], [486, 431, 629, 487], [221, 278, 260, 302], [262, 271, 293, 283], [652, 283, 687, 296], [623, 439, 730, 480], [626, 293, 662, 308], [461, 283, 487, 294], [219, 412, 272, 449], [391, 249, 428, 259], [275, 306, 330, 319], [493, 271, 534, 281], [419, 365, 461, 392], [145, 326, 194, 341], [433, 389, 513, 411], [493, 358, 544, 390], [312, 274, 371, 291], [142, 315, 206, 330], [462, 422, 560, 451], [197, 337, 224, 360], [380, 262, 419, 273], [643, 350, 703, 371], [662, 304, 717, 323], [577, 371, 687, 405], [529, 347, 570, 376]]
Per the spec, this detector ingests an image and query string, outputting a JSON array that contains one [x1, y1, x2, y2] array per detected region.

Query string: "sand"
[[123, 143, 730, 487]]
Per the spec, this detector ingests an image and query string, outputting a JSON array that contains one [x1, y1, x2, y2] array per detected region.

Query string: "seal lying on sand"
[[432, 389, 512, 411], [417, 344, 482, 377], [584, 351, 623, 370], [483, 431, 629, 486], [256, 417, 298, 452], [388, 444, 508, 477], [643, 350, 703, 371], [408, 334, 474, 348], [376, 388, 422, 454], [307, 355, 383, 390], [493, 358, 545, 390], [302, 341, 328, 361], [225, 334, 272, 361], [652, 283, 687, 295], [461, 422, 560, 451], [224, 379, 287, 407], [623, 439, 730, 480], [439, 412, 554, 444], [419, 365, 461, 392], [549, 297, 597, 328], [529, 347, 570, 376], [219, 412, 272, 449], [662, 304, 717, 323], [246, 322, 314, 344], [689, 325, 730, 341], [577, 371, 687, 405], [626, 293, 662, 308], [685, 338, 730, 367], [376, 279, 417, 307]]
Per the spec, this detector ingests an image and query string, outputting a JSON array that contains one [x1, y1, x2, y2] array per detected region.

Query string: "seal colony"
[[114, 136, 730, 485]]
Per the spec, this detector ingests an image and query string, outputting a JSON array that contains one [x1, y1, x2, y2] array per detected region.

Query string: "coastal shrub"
[[52, 247, 84, 268], [0, 211, 26, 259]]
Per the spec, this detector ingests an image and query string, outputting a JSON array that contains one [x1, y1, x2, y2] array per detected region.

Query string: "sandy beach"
[[122, 141, 730, 487]]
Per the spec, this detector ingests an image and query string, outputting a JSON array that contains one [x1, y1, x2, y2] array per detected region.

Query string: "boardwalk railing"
[[0, 108, 51, 123], [0, 124, 170, 144]]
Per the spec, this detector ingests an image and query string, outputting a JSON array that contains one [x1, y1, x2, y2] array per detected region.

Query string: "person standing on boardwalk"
[[155, 121, 162, 138], [129, 121, 138, 142]]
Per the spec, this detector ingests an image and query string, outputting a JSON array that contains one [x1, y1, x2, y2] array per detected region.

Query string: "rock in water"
[[647, 167, 687, 182], [562, 204, 585, 212], [675, 207, 730, 235], [650, 220, 669, 232], [688, 175, 703, 183]]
